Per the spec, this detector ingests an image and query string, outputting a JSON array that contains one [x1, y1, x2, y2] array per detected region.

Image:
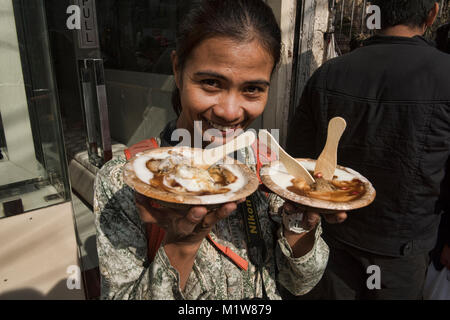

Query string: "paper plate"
[[123, 146, 259, 209], [260, 158, 376, 213]]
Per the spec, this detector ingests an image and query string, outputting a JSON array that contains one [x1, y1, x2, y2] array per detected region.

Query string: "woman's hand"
[[281, 200, 347, 258], [135, 192, 241, 249], [135, 192, 243, 290], [322, 211, 348, 224], [282, 201, 347, 231]]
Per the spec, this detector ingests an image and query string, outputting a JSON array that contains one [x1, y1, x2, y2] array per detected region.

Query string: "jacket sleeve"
[[93, 157, 186, 299], [266, 193, 329, 296], [275, 223, 329, 296]]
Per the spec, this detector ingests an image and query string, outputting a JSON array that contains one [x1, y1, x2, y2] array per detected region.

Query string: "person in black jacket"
[[431, 21, 450, 276], [286, 0, 450, 299]]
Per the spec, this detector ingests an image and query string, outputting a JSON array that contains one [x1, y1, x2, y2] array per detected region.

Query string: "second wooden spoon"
[[314, 117, 347, 180]]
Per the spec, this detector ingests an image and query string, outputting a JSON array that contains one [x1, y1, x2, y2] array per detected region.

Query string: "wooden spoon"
[[198, 130, 256, 166], [314, 117, 347, 180], [259, 129, 315, 185]]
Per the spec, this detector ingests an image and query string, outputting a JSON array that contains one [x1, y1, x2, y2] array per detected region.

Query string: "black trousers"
[[297, 235, 430, 300]]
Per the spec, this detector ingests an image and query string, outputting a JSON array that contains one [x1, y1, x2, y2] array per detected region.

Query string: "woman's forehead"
[[184, 36, 274, 78]]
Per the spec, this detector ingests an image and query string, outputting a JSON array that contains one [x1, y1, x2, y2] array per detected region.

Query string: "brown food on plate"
[[145, 157, 238, 196], [288, 176, 366, 203], [123, 147, 260, 208]]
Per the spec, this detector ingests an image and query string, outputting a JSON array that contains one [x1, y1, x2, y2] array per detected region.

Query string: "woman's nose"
[[213, 92, 243, 123]]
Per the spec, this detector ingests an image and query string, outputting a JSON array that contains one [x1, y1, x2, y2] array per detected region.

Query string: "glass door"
[[43, 0, 199, 173], [92, 0, 190, 147], [0, 0, 70, 218]]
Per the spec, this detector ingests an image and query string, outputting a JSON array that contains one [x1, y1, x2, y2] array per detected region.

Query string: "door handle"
[[78, 58, 112, 166]]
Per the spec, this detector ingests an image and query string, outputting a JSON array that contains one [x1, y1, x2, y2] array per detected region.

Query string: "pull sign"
[[69, 0, 99, 48]]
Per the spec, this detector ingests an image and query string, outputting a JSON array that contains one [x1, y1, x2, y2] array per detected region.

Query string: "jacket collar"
[[363, 34, 435, 48]]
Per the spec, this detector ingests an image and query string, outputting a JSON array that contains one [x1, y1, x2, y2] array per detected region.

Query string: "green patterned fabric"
[[94, 138, 329, 299]]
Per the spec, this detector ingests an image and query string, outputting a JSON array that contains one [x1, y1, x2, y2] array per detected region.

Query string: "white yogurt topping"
[[133, 154, 155, 183], [166, 165, 214, 192], [268, 162, 294, 189], [268, 160, 356, 190], [133, 150, 193, 183], [133, 150, 245, 197]]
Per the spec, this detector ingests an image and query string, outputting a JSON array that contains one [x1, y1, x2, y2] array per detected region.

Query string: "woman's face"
[[173, 36, 274, 146]]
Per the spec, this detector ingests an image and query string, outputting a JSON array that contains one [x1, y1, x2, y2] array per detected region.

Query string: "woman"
[[94, 0, 346, 300]]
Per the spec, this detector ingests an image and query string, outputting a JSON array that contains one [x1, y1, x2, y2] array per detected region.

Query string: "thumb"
[[201, 202, 237, 229]]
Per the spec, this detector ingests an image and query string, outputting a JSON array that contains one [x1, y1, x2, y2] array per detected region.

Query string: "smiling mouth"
[[201, 117, 245, 136]]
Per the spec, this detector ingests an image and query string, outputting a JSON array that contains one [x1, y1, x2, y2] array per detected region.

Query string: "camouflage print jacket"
[[94, 125, 329, 300]]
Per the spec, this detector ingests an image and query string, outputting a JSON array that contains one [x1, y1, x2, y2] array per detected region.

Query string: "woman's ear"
[[171, 50, 181, 89]]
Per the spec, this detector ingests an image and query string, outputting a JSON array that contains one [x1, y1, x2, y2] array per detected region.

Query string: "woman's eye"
[[201, 79, 220, 88], [244, 86, 264, 95]]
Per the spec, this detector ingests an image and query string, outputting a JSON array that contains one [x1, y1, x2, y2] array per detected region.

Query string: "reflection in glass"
[[0, 0, 70, 218], [97, 0, 194, 74]]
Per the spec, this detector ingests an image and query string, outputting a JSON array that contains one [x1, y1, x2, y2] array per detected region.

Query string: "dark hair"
[[172, 0, 281, 116], [371, 0, 437, 29]]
